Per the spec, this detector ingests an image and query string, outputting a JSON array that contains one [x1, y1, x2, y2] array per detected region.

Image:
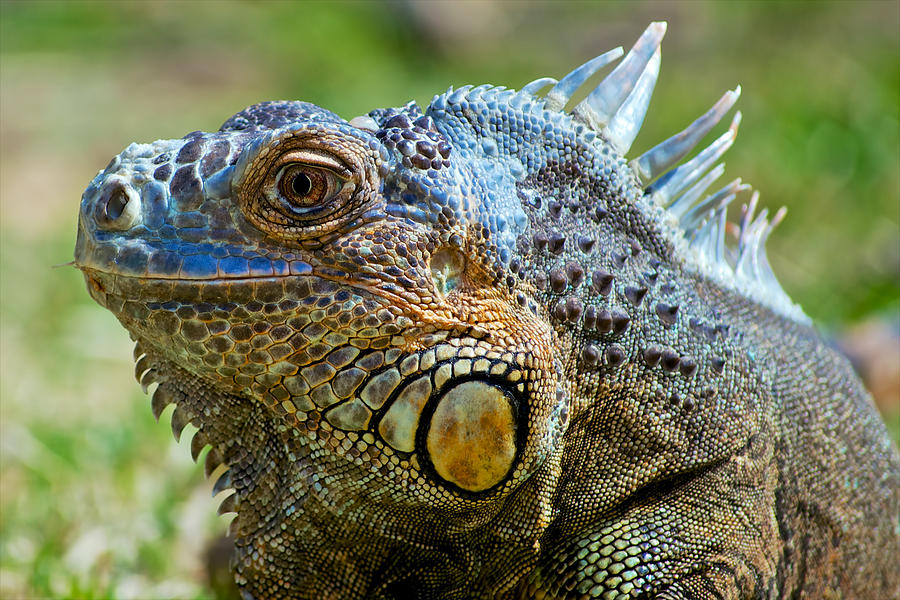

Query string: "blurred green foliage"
[[1, 1, 897, 598]]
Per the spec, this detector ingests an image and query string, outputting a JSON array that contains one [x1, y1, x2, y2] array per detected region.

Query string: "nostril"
[[105, 189, 129, 220], [94, 178, 142, 231]]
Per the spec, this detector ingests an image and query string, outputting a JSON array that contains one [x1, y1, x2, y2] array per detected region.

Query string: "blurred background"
[[1, 1, 897, 598]]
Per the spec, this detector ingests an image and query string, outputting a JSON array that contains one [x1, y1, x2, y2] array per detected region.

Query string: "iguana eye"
[[234, 130, 376, 240], [274, 163, 343, 215]]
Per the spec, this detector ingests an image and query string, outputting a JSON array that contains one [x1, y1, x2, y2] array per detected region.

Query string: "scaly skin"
[[74, 26, 898, 600]]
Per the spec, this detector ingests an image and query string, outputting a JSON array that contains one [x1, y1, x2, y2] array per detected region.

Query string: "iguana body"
[[74, 24, 899, 599]]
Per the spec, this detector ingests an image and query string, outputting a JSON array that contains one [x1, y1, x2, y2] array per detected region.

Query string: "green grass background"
[[1, 1, 897, 598]]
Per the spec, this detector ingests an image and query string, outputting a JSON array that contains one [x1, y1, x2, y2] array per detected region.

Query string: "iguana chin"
[[73, 22, 899, 599]]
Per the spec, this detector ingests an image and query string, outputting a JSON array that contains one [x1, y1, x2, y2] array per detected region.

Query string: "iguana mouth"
[[79, 265, 415, 310], [80, 268, 311, 306], [79, 260, 510, 343]]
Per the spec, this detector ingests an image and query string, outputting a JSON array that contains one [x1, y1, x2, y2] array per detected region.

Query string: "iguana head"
[[74, 22, 805, 593], [75, 89, 569, 500]]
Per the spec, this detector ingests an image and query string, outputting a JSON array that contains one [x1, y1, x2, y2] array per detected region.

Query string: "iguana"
[[73, 23, 899, 599]]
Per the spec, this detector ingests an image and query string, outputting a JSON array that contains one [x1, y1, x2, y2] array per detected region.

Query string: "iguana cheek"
[[377, 374, 432, 452], [425, 380, 518, 493]]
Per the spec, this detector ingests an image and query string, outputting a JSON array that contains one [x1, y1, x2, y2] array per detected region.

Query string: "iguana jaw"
[[79, 257, 569, 508]]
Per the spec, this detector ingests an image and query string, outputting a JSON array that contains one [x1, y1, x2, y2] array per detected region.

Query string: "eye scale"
[[73, 23, 898, 600], [424, 380, 519, 494]]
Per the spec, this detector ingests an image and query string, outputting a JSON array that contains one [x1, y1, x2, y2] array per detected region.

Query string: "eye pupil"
[[291, 173, 312, 197]]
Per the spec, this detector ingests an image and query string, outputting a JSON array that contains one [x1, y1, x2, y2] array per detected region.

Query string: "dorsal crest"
[[426, 22, 808, 324]]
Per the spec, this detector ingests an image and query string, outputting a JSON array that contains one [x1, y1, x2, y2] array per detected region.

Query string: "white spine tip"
[[730, 111, 743, 133]]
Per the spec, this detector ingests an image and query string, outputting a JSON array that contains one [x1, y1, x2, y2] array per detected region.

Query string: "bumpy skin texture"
[[75, 37, 899, 599]]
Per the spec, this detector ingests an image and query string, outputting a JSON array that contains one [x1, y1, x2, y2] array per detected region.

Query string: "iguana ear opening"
[[429, 246, 466, 298]]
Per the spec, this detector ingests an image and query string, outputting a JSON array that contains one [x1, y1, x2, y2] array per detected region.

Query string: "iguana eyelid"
[[273, 148, 352, 180]]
